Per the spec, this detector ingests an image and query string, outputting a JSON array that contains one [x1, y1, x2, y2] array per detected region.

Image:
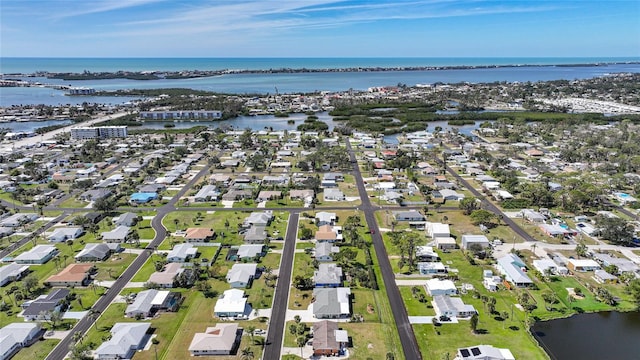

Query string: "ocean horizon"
[[2, 57, 640, 74]]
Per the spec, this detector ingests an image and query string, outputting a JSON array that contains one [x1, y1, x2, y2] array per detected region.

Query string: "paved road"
[[346, 141, 422, 360], [263, 212, 299, 360], [0, 212, 69, 259], [46, 161, 213, 360]]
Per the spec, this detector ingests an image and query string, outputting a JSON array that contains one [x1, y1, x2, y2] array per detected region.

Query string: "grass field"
[[13, 339, 59, 360]]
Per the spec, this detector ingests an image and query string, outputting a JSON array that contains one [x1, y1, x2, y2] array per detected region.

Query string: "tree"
[[469, 313, 479, 333], [88, 309, 101, 330], [93, 196, 116, 214], [469, 209, 496, 227], [459, 197, 479, 215], [245, 325, 256, 344], [627, 279, 640, 310], [240, 347, 255, 360], [595, 216, 635, 246], [296, 335, 307, 357], [575, 242, 588, 258], [541, 290, 557, 310], [22, 275, 38, 296]]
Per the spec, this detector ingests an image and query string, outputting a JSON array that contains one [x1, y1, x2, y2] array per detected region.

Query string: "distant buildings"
[[70, 126, 128, 140], [140, 110, 222, 120]]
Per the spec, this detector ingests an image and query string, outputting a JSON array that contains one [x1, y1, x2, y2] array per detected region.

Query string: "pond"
[[532, 311, 640, 360]]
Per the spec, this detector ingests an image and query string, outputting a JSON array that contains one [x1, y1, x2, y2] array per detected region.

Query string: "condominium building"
[[70, 126, 128, 140]]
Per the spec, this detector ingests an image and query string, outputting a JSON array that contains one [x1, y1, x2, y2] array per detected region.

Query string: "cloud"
[[50, 0, 166, 20]]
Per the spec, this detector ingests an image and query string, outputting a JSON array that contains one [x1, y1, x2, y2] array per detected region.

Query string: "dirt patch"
[[367, 304, 375, 314]]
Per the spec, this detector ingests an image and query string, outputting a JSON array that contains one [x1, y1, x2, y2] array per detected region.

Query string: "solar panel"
[[471, 347, 482, 356], [460, 349, 470, 357]]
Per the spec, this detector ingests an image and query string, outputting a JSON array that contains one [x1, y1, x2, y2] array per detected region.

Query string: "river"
[[532, 311, 640, 360]]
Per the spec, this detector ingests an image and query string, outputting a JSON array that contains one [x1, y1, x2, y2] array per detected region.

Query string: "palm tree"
[[245, 325, 256, 344], [87, 309, 101, 330], [240, 347, 254, 360]]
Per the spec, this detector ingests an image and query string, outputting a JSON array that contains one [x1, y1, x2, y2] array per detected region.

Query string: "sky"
[[1, 0, 639, 58]]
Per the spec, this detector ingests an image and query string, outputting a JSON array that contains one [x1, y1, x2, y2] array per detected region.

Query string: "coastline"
[[4, 61, 640, 80]]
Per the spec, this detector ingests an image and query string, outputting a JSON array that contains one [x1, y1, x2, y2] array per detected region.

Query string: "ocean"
[[1, 57, 639, 106]]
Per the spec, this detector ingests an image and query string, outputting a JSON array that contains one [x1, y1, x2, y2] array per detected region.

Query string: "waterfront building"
[[70, 126, 128, 140]]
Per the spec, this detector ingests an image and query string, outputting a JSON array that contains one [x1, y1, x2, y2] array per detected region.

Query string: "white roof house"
[[167, 243, 198, 263], [427, 222, 450, 239], [432, 295, 477, 318], [0, 322, 41, 360], [101, 225, 131, 243], [461, 235, 490, 250], [47, 227, 83, 243], [94, 322, 151, 360], [13, 245, 57, 264], [456, 345, 515, 360], [226, 264, 257, 288], [125, 289, 170, 318], [236, 244, 264, 260], [425, 279, 457, 296], [496, 254, 533, 287], [532, 258, 568, 275], [0, 263, 30, 287], [567, 259, 601, 272], [214, 289, 249, 318], [312, 287, 351, 319]]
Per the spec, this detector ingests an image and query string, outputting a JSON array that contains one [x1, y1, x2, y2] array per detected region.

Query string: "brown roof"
[[185, 228, 215, 240], [313, 320, 338, 351], [315, 225, 337, 241], [46, 263, 93, 283]]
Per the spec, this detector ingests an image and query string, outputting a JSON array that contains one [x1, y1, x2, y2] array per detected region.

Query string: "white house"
[[13, 245, 57, 264], [496, 254, 533, 287], [226, 264, 257, 288], [461, 235, 490, 250], [456, 345, 515, 360], [214, 289, 249, 318], [47, 227, 84, 243], [432, 295, 477, 319], [0, 323, 41, 360], [188, 323, 241, 356], [425, 279, 457, 296], [323, 188, 345, 202], [427, 223, 450, 239], [94, 322, 151, 360], [167, 243, 198, 263], [0, 263, 30, 287]]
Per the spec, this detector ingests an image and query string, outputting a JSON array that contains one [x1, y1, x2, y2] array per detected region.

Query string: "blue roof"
[[130, 192, 158, 202]]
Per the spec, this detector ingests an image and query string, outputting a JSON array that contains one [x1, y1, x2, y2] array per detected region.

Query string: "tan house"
[[185, 228, 216, 243], [45, 263, 94, 287], [315, 225, 337, 242], [312, 320, 348, 356], [188, 323, 242, 356]]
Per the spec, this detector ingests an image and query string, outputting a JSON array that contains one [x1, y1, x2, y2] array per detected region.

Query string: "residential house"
[[522, 209, 546, 223], [315, 225, 338, 243], [101, 226, 131, 243], [438, 189, 465, 201], [425, 279, 457, 296], [591, 253, 640, 275], [432, 295, 477, 318], [427, 223, 450, 239], [594, 270, 618, 284], [416, 246, 439, 262], [323, 173, 344, 182], [185, 228, 216, 243], [167, 243, 198, 263], [194, 185, 220, 202], [47, 227, 83, 243], [137, 184, 166, 194], [532, 259, 568, 276], [461, 235, 490, 250], [290, 190, 314, 203], [188, 323, 241, 356], [312, 320, 348, 357], [261, 175, 288, 186], [566, 259, 601, 272], [148, 263, 184, 288], [14, 245, 57, 264], [435, 237, 457, 250], [496, 254, 533, 287], [113, 212, 138, 227], [209, 174, 231, 186], [315, 242, 339, 262], [44, 263, 94, 287], [214, 289, 249, 318], [323, 188, 345, 202], [75, 243, 120, 262], [256, 191, 282, 202], [125, 289, 181, 318], [456, 345, 515, 360], [22, 289, 69, 321], [394, 210, 425, 222], [0, 323, 42, 360], [78, 189, 111, 202], [243, 211, 274, 227], [94, 322, 151, 360], [222, 189, 253, 201], [482, 270, 502, 292], [315, 212, 336, 226], [312, 287, 351, 319], [0, 213, 38, 228], [418, 262, 447, 276], [314, 263, 343, 288], [234, 244, 265, 260], [226, 264, 257, 288], [129, 192, 158, 204], [243, 226, 267, 244], [0, 263, 29, 287]]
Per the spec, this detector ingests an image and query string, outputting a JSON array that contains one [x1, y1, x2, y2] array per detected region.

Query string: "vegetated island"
[[9, 61, 640, 81]]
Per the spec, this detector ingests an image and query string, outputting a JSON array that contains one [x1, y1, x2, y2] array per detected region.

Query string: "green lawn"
[[94, 253, 138, 281], [13, 339, 59, 360], [399, 286, 434, 316]]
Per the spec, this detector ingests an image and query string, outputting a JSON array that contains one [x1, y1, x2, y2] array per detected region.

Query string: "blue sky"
[[1, 0, 639, 57]]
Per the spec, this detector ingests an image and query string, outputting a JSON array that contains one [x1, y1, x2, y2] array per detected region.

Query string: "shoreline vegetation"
[[4, 61, 640, 81]]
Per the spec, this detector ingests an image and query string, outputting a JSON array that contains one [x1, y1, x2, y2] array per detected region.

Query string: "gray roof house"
[[78, 189, 111, 202], [194, 185, 221, 202], [148, 263, 184, 288], [0, 323, 42, 360], [496, 253, 533, 287], [0, 213, 38, 228], [75, 243, 120, 262], [47, 227, 84, 243], [101, 226, 131, 243], [323, 188, 345, 201], [236, 244, 265, 260], [461, 235, 490, 250], [94, 322, 151, 360], [167, 243, 198, 263], [22, 288, 69, 321], [314, 263, 343, 288], [312, 287, 351, 319], [432, 295, 477, 318], [243, 225, 267, 244], [243, 211, 274, 227], [315, 242, 339, 262], [14, 245, 58, 264], [113, 212, 138, 227], [0, 263, 30, 287], [315, 212, 337, 226], [125, 289, 180, 318], [394, 210, 425, 222], [226, 264, 258, 288]]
